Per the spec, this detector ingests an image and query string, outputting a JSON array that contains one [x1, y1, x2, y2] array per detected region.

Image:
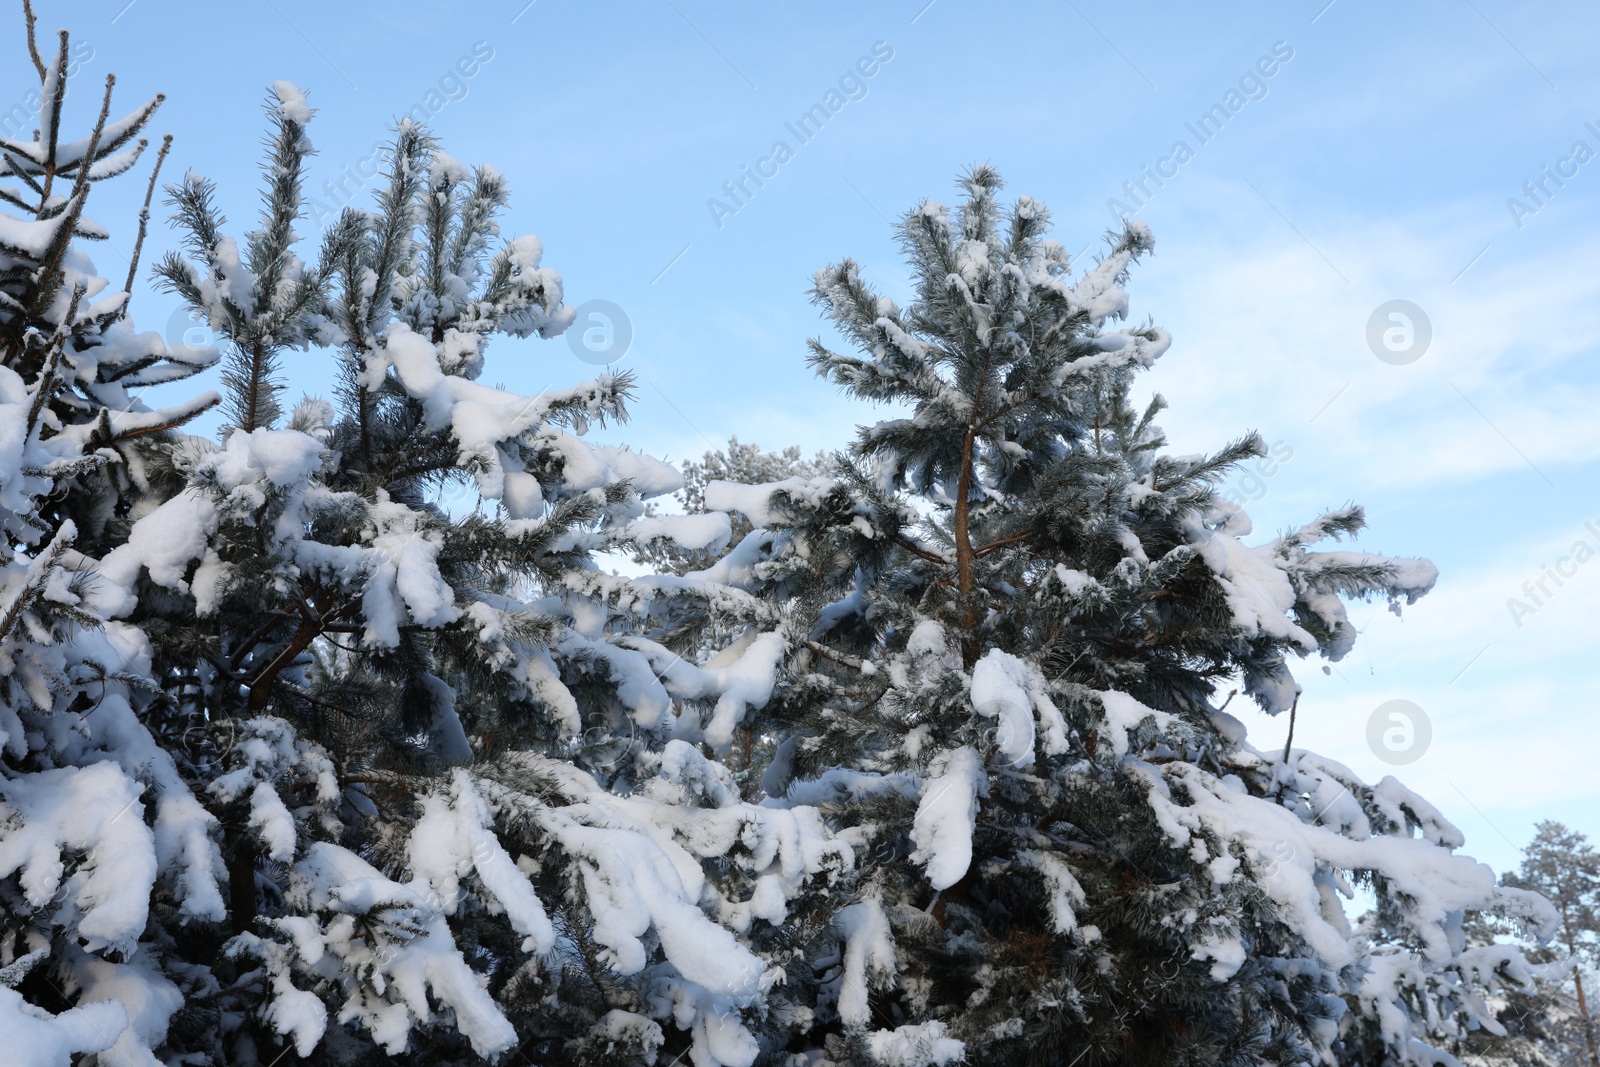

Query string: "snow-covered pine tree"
[[0, 6, 238, 1063], [695, 166, 1559, 1066], [108, 88, 852, 1064]]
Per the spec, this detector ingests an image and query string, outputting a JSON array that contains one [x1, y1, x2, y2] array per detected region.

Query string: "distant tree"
[[1503, 822, 1600, 1067], [633, 435, 828, 574], [679, 437, 828, 515], [1453, 908, 1576, 1067]]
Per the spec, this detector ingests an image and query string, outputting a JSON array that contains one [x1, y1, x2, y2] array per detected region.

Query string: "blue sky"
[[26, 0, 1599, 875]]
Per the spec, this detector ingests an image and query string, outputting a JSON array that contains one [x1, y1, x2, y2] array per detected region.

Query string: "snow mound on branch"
[[1185, 523, 1309, 649], [65, 950, 184, 1067], [835, 896, 897, 1027], [625, 512, 732, 554], [643, 741, 854, 932], [544, 809, 764, 995], [1019, 850, 1087, 937], [1138, 759, 1560, 975], [271, 80, 312, 126], [407, 770, 556, 953], [207, 426, 325, 494], [470, 751, 851, 1065], [95, 489, 218, 612], [588, 1010, 664, 1061], [905, 619, 946, 658], [358, 493, 460, 643], [1098, 690, 1177, 758], [0, 762, 156, 954], [249, 782, 297, 863], [910, 746, 986, 891], [1180, 508, 1441, 712], [0, 365, 55, 539], [364, 323, 650, 503], [704, 476, 836, 527], [592, 444, 683, 497], [970, 649, 1048, 766], [867, 1021, 965, 1066], [0, 979, 127, 1067], [275, 841, 521, 1058], [613, 630, 788, 749], [96, 428, 322, 616], [703, 631, 786, 749]]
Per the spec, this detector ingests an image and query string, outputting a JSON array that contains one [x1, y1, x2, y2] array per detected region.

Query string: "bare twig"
[[972, 529, 1034, 558], [894, 533, 949, 565], [803, 639, 864, 670]]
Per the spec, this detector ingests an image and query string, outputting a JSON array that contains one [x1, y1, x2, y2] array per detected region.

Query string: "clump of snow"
[[910, 746, 986, 891], [703, 476, 836, 527], [589, 1010, 664, 1063], [0, 762, 157, 955], [867, 1020, 965, 1066], [249, 782, 297, 863], [1097, 690, 1177, 758], [834, 896, 897, 1027], [905, 620, 947, 658], [1019, 850, 1086, 937], [65, 950, 185, 1067], [275, 841, 521, 1057], [626, 512, 732, 554], [0, 976, 127, 1066], [406, 770, 555, 954], [1137, 758, 1560, 977], [970, 649, 1037, 766], [272, 80, 312, 126]]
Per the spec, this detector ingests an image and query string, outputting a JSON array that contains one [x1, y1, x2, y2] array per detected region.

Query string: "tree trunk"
[[247, 607, 329, 712], [227, 832, 256, 936], [1575, 961, 1600, 1067], [953, 426, 978, 667], [1563, 904, 1600, 1067]]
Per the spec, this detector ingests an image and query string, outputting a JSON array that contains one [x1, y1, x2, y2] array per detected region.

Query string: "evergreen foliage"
[[0, 8, 1587, 1066]]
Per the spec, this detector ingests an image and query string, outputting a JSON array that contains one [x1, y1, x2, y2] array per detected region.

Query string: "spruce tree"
[[697, 166, 1558, 1066]]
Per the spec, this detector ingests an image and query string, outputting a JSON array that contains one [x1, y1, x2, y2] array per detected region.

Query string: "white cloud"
[[1135, 190, 1600, 496]]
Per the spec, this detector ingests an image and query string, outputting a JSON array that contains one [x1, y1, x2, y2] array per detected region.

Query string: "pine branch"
[[20, 0, 45, 81], [36, 29, 68, 204], [27, 72, 115, 322], [122, 132, 173, 308]]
